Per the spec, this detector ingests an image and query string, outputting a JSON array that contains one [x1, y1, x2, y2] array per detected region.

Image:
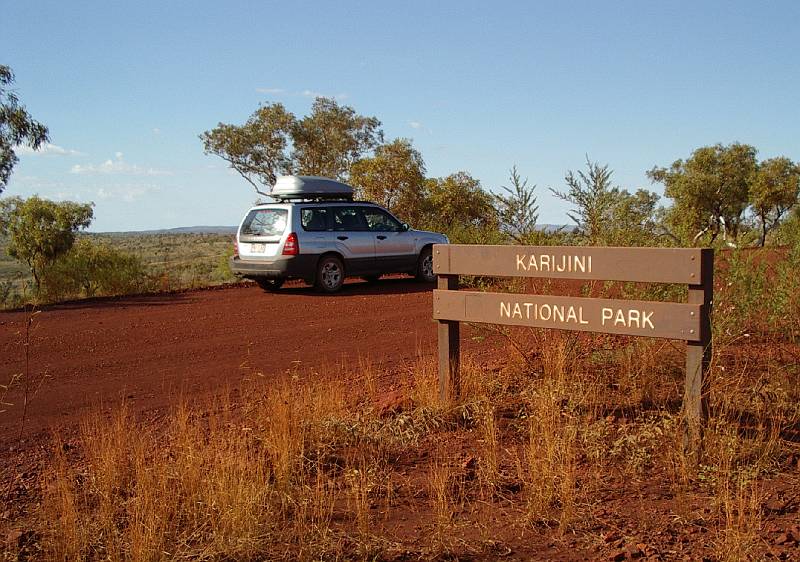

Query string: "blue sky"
[[3, 0, 799, 231]]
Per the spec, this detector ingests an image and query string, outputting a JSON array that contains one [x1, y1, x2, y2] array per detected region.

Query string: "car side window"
[[362, 208, 402, 232], [301, 208, 329, 231], [332, 207, 368, 231]]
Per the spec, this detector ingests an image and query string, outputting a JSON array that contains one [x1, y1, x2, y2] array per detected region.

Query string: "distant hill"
[[538, 224, 574, 234], [91, 224, 572, 236], [93, 226, 237, 235]]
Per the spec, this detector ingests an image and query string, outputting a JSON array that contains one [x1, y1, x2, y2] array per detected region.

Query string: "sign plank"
[[433, 244, 703, 284], [433, 290, 702, 341]]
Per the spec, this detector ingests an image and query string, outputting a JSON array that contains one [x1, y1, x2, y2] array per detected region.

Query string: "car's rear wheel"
[[255, 277, 284, 292], [316, 255, 345, 293], [415, 246, 436, 283]]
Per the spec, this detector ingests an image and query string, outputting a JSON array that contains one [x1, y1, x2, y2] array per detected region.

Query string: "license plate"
[[250, 243, 266, 253]]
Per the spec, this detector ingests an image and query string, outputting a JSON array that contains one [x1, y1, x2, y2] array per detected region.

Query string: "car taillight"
[[233, 238, 239, 257], [282, 232, 299, 255]]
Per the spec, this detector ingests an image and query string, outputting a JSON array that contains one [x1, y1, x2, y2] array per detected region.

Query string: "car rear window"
[[240, 208, 288, 236]]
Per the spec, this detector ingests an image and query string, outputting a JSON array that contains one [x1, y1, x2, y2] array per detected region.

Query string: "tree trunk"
[[32, 269, 40, 295]]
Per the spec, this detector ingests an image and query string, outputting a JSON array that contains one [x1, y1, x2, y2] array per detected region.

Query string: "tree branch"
[[218, 155, 271, 197]]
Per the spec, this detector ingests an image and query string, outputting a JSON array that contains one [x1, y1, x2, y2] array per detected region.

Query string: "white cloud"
[[8, 174, 67, 191], [301, 90, 347, 100], [96, 184, 159, 202], [152, 127, 161, 135], [409, 121, 432, 134], [7, 173, 159, 205], [256, 87, 347, 100], [52, 191, 85, 201], [16, 143, 84, 156], [70, 153, 172, 177], [300, 89, 324, 98]]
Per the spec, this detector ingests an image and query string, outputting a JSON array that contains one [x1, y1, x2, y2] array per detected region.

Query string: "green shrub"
[[714, 250, 769, 339], [42, 238, 153, 300], [770, 228, 800, 339]]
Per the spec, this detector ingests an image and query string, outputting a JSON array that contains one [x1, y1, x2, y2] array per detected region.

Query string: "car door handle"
[[376, 235, 387, 240], [337, 235, 349, 240]]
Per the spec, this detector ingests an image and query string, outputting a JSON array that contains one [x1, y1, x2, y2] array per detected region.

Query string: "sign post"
[[433, 244, 713, 456], [437, 272, 460, 401], [684, 249, 713, 459]]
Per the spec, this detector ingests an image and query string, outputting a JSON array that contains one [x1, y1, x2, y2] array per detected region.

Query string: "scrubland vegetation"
[[0, 231, 235, 309]]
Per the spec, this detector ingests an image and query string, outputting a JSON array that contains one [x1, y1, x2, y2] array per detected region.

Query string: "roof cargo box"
[[271, 175, 354, 200]]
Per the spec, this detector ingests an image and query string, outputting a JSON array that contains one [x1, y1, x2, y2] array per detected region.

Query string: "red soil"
[[0, 279, 454, 443]]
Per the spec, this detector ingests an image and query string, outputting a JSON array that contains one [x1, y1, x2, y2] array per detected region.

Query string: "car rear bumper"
[[230, 255, 318, 279]]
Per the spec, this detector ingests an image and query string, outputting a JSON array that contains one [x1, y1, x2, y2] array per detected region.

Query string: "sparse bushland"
[[40, 238, 152, 301], [1, 232, 236, 309]]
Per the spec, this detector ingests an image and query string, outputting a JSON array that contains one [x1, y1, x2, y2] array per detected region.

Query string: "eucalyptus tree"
[[749, 156, 800, 246], [201, 97, 383, 196], [0, 196, 93, 292], [291, 97, 383, 180], [424, 172, 498, 231], [0, 65, 49, 194], [200, 103, 295, 197], [648, 143, 757, 245], [349, 138, 426, 222]]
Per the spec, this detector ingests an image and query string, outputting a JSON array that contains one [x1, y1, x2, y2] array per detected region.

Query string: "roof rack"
[[270, 175, 354, 201]]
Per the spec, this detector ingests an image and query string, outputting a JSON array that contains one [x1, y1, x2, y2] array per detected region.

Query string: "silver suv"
[[230, 176, 448, 292]]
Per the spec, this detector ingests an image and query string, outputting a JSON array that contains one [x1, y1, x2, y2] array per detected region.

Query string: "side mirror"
[[401, 223, 410, 232]]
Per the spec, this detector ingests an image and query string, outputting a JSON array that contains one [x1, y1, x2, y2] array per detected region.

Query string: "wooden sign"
[[434, 290, 702, 341], [433, 244, 704, 284], [433, 244, 713, 459]]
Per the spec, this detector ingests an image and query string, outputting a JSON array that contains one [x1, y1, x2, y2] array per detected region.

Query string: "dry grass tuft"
[[41, 375, 354, 560], [518, 379, 579, 533]]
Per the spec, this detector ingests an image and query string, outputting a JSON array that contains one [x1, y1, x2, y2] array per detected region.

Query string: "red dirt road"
[[0, 279, 462, 443]]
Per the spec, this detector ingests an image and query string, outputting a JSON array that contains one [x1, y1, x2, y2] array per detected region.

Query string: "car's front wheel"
[[415, 246, 436, 283], [255, 277, 284, 292], [316, 255, 345, 293]]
